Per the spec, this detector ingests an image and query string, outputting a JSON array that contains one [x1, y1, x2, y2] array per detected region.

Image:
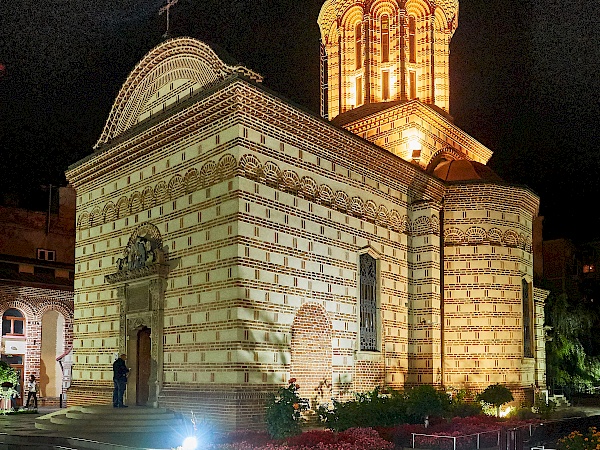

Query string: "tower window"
[[382, 71, 390, 100], [381, 15, 390, 63], [355, 22, 363, 70], [359, 253, 378, 351], [409, 16, 416, 63], [409, 71, 417, 99], [356, 76, 363, 106]]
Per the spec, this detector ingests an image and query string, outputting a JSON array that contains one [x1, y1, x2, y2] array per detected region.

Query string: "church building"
[[66, 0, 547, 430]]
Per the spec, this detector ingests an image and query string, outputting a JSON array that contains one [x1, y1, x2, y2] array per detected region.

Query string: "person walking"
[[112, 354, 129, 408], [25, 375, 37, 409]]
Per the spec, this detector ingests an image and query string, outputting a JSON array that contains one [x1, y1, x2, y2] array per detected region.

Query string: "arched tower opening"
[[318, 0, 459, 120]]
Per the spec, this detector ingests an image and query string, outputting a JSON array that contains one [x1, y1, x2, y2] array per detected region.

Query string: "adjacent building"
[[0, 187, 75, 406]]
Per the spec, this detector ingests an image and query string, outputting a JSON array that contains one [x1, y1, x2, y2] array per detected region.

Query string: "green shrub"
[[476, 384, 513, 417], [405, 385, 450, 423], [265, 378, 309, 440], [318, 387, 408, 431]]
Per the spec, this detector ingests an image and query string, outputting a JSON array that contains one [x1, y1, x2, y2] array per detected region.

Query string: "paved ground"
[[0, 407, 192, 449], [0, 405, 598, 449]]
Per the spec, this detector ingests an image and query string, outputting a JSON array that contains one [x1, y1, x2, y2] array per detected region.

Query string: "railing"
[[411, 430, 501, 450], [411, 424, 539, 450]]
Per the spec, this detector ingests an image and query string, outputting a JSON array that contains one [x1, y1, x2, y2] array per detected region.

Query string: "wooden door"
[[136, 328, 151, 406]]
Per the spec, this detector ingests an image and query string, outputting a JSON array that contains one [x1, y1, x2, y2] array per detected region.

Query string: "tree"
[[476, 384, 513, 417]]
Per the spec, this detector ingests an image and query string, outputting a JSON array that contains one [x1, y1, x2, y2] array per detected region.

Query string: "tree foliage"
[[545, 292, 600, 390], [476, 384, 513, 417]]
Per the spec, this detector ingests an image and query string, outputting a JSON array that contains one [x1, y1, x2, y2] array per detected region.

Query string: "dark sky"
[[0, 0, 599, 242]]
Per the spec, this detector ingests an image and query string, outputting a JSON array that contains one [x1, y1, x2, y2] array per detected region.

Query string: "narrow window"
[[356, 75, 363, 106], [381, 15, 390, 63], [409, 70, 417, 99], [360, 254, 378, 351], [382, 71, 390, 100], [355, 22, 363, 70], [409, 16, 416, 63], [523, 280, 534, 358]]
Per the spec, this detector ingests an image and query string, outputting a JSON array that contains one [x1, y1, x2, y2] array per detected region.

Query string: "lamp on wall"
[[409, 138, 421, 161]]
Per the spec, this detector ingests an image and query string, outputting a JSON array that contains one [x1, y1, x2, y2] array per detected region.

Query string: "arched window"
[[408, 16, 416, 63], [355, 22, 363, 70], [359, 253, 378, 351], [2, 309, 25, 336], [522, 280, 534, 358], [381, 15, 390, 63]]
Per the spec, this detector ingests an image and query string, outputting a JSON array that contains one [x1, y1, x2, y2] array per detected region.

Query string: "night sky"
[[0, 0, 599, 242]]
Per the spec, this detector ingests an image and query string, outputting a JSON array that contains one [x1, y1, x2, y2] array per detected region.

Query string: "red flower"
[[288, 378, 297, 384]]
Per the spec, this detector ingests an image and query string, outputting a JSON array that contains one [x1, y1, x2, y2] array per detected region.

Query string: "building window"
[[355, 22, 363, 70], [360, 253, 378, 351], [583, 264, 595, 274], [382, 70, 390, 100], [522, 279, 533, 358], [2, 309, 25, 336], [37, 249, 56, 261], [381, 15, 390, 63], [408, 16, 416, 63], [409, 71, 417, 99], [356, 75, 363, 106]]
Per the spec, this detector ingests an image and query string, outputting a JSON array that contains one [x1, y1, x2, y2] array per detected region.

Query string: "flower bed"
[[209, 428, 393, 449]]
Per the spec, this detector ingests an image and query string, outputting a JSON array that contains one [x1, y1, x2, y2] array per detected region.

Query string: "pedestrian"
[[112, 354, 129, 408], [25, 375, 37, 409]]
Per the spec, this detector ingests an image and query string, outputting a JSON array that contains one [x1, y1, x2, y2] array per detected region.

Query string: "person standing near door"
[[25, 375, 37, 409], [112, 354, 129, 408]]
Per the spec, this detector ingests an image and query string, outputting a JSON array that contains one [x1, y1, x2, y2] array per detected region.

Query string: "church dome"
[[432, 159, 503, 182]]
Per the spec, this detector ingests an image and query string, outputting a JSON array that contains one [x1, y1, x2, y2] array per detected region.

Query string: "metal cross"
[[159, 0, 179, 38]]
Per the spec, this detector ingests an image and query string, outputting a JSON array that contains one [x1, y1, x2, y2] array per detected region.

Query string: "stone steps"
[[35, 405, 185, 434]]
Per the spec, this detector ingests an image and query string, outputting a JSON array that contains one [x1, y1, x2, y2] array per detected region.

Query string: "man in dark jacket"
[[113, 354, 129, 407]]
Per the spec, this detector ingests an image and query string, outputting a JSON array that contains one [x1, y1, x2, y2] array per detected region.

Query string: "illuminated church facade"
[[66, 0, 547, 429]]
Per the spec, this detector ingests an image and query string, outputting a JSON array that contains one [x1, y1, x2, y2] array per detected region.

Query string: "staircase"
[[36, 405, 184, 434], [548, 394, 571, 407]]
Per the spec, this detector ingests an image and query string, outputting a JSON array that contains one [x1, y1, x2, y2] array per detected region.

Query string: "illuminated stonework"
[[66, 23, 547, 430], [318, 0, 458, 120]]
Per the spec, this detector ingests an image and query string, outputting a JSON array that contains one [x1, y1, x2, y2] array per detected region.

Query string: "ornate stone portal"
[[105, 223, 168, 407]]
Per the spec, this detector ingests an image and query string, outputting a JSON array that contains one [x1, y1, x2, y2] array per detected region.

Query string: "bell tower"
[[318, 0, 459, 120]]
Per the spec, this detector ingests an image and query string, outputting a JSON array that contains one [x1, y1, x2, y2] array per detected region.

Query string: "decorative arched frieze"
[[77, 154, 445, 239], [444, 227, 464, 244], [443, 226, 533, 252], [168, 174, 185, 199], [488, 228, 503, 244], [466, 226, 486, 243], [141, 187, 155, 210], [217, 154, 238, 180], [184, 169, 200, 193]]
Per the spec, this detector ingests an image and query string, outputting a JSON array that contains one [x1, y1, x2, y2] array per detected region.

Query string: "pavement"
[[0, 405, 599, 450], [0, 406, 196, 450]]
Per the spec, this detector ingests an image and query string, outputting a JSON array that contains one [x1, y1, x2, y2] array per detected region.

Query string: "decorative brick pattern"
[[65, 34, 546, 431]]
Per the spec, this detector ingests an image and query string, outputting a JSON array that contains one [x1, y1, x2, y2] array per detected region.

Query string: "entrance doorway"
[[136, 328, 151, 406]]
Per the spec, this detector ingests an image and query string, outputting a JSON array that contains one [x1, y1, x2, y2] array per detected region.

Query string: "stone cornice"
[[104, 263, 169, 285]]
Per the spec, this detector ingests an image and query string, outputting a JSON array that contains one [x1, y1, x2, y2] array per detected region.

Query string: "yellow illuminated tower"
[[319, 0, 458, 120]]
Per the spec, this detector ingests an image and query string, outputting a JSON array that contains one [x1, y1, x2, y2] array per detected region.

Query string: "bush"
[[476, 384, 513, 417], [318, 387, 408, 431], [265, 378, 309, 440], [405, 385, 450, 423]]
